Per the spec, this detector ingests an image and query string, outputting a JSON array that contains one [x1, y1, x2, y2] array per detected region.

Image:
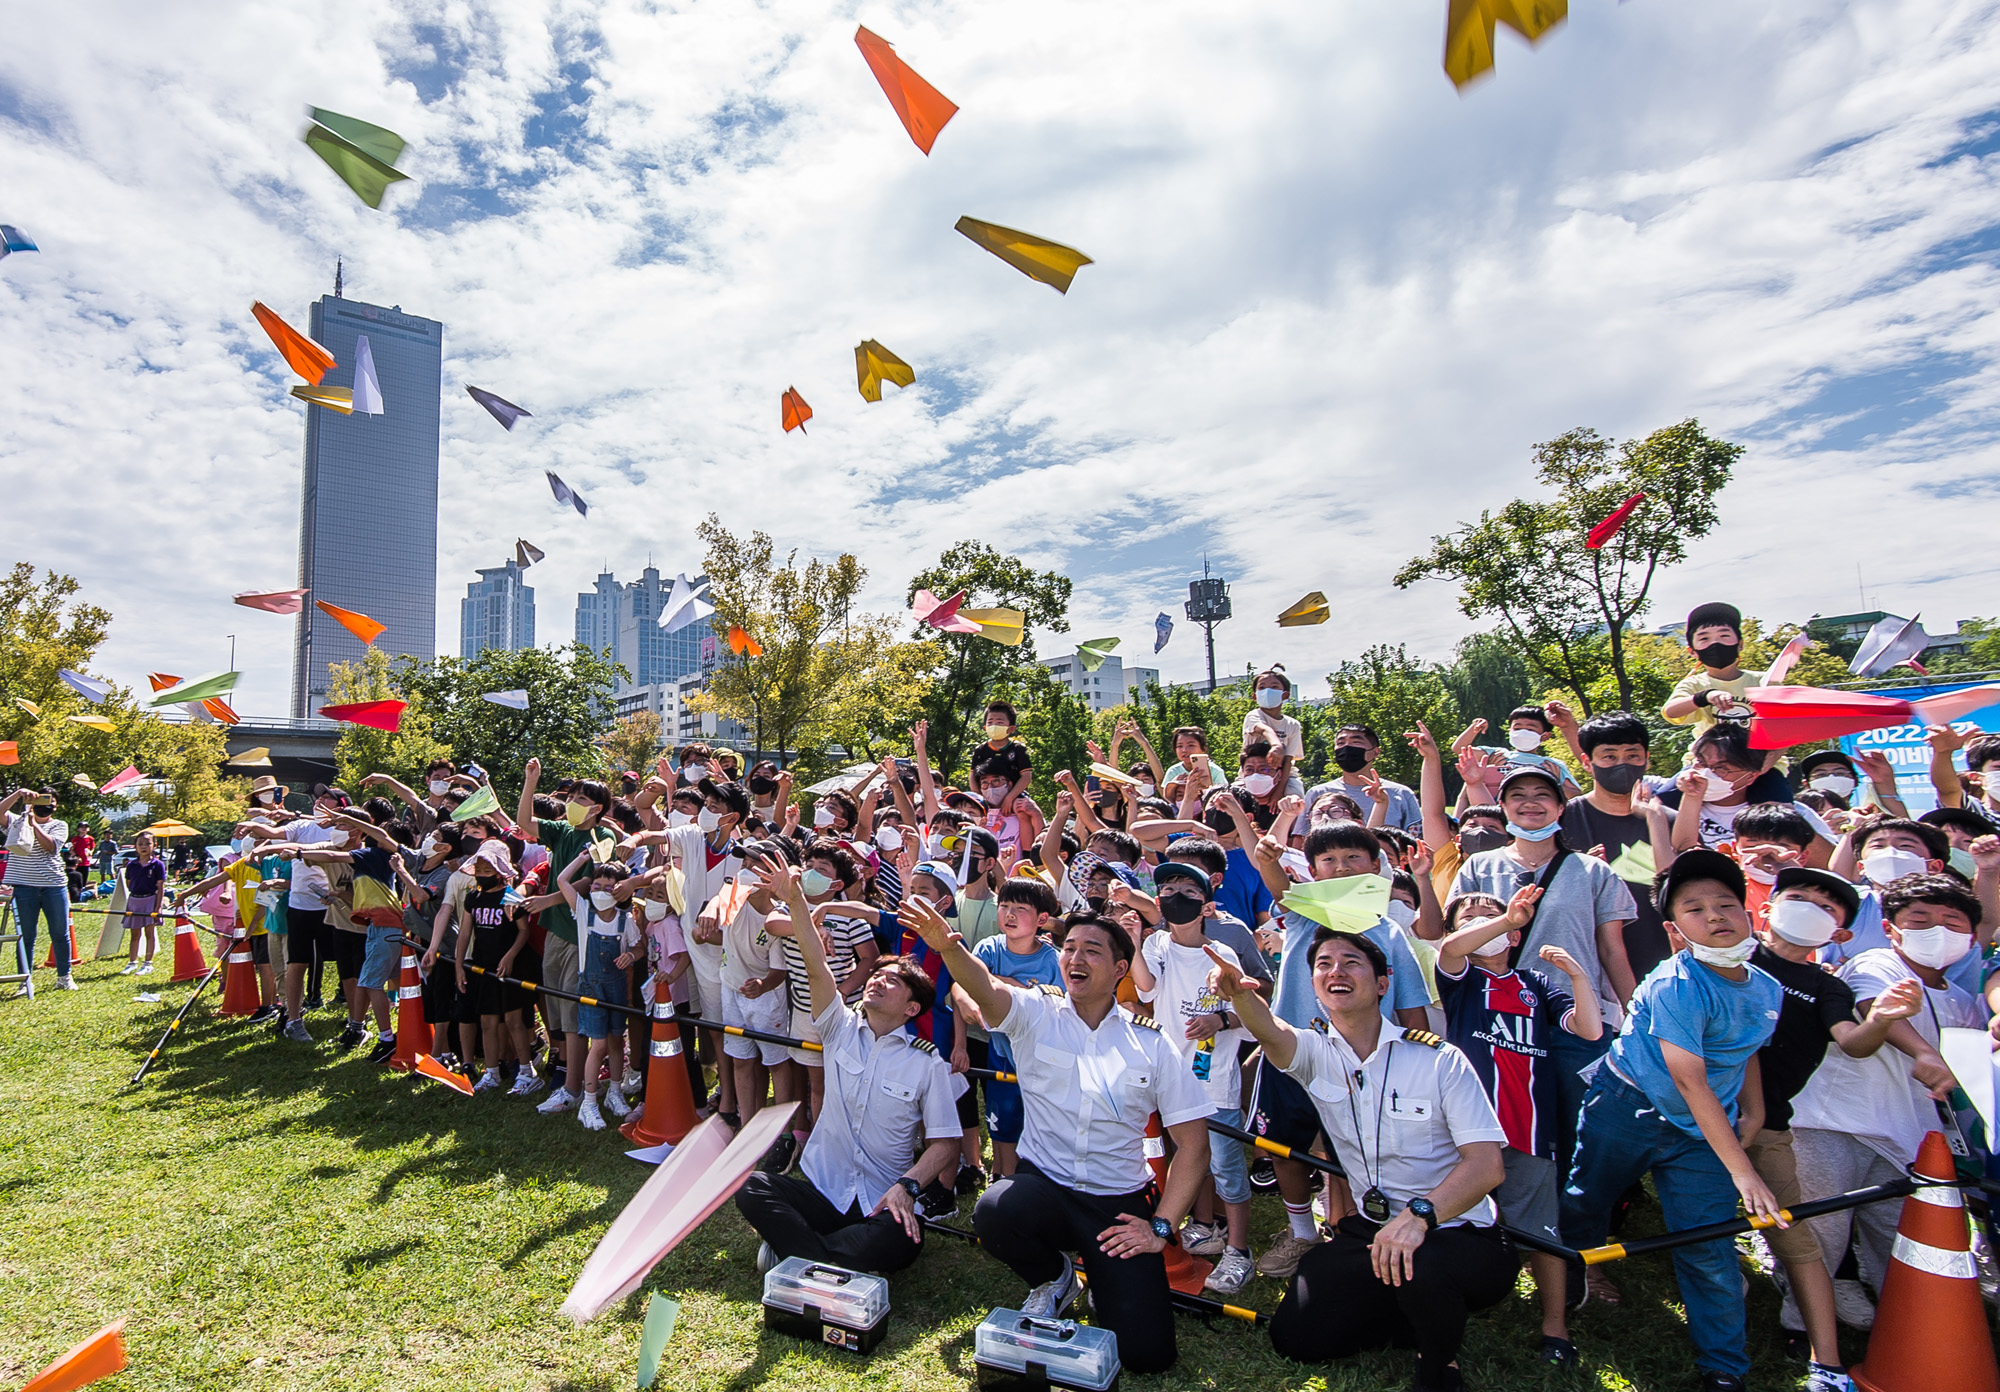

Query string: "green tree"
[[906, 542, 1072, 782], [0, 563, 245, 826], [1438, 630, 1536, 739], [1119, 680, 1260, 781], [1395, 419, 1742, 714], [328, 649, 452, 792], [396, 643, 625, 789], [1325, 644, 1463, 788], [694, 515, 933, 770], [600, 711, 663, 776]]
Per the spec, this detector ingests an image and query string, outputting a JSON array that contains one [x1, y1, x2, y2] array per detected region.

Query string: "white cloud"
[[2, 0, 1999, 717]]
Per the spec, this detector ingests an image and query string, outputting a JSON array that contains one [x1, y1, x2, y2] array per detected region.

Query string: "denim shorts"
[[360, 924, 404, 991], [1208, 1107, 1252, 1205], [576, 932, 630, 1040]]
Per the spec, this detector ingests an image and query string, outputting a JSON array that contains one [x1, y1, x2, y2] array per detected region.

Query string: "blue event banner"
[[1836, 680, 2000, 815]]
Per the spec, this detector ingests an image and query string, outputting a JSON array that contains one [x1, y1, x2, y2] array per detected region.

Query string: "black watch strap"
[[1409, 1198, 1438, 1230], [898, 1177, 923, 1200], [1150, 1216, 1177, 1245]]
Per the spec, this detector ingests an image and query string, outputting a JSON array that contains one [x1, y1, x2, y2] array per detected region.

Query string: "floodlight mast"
[[1184, 558, 1232, 691]]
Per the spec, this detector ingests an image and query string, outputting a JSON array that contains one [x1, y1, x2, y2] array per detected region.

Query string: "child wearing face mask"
[[1435, 888, 1603, 1366], [1243, 667, 1306, 798], [1558, 850, 1784, 1392], [560, 858, 642, 1131], [1820, 817, 1995, 993], [1472, 706, 1582, 799], [455, 841, 536, 1094], [1663, 601, 1768, 750], [1739, 866, 1911, 1390], [1788, 872, 1984, 1329], [969, 700, 1034, 818]]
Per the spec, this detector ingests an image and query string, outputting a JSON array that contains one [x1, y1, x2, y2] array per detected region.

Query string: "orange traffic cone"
[[1852, 1130, 2000, 1392], [218, 928, 260, 1018], [167, 914, 209, 983], [1144, 1110, 1216, 1295], [21, 1316, 127, 1392], [621, 1000, 700, 1147], [388, 948, 428, 1072]]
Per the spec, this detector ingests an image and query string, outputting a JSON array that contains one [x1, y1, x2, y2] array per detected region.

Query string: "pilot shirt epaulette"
[[1126, 1011, 1161, 1031], [908, 1036, 937, 1055], [1400, 1027, 1444, 1048], [1038, 984, 1066, 998]]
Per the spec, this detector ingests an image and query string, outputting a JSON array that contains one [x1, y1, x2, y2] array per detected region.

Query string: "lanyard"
[[1342, 1042, 1395, 1199]]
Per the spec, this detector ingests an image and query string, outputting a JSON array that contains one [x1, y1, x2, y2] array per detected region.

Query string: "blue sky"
[[2, 0, 1999, 715]]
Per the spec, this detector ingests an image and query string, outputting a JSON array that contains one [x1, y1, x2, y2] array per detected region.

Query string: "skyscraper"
[[461, 559, 536, 658], [574, 566, 713, 692], [291, 289, 444, 716]]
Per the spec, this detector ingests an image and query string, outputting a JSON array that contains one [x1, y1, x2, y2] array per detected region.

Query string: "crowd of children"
[[6, 604, 2000, 1392]]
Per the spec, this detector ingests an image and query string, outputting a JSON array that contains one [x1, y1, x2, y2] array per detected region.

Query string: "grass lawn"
[[2, 912, 1876, 1391]]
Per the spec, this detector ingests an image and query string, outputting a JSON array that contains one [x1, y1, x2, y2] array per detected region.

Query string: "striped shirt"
[[3, 814, 68, 887]]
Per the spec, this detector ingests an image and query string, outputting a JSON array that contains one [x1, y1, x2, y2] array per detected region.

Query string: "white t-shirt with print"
[[1138, 931, 1250, 1110]]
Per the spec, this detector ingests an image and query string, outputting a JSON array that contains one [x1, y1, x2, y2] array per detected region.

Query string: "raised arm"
[[1127, 720, 1166, 789], [516, 757, 542, 842], [911, 720, 940, 821], [765, 858, 837, 1020], [1204, 944, 1299, 1069], [1405, 723, 1453, 852], [360, 773, 423, 813], [902, 896, 1012, 1030], [1247, 830, 1292, 901]]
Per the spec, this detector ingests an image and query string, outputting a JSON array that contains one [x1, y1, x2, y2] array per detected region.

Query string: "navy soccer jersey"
[[1435, 962, 1575, 1159]]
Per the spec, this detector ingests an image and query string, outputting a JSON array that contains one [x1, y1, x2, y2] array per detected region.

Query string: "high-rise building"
[[460, 559, 536, 659], [291, 287, 443, 715], [1039, 651, 1159, 712], [575, 566, 714, 692]]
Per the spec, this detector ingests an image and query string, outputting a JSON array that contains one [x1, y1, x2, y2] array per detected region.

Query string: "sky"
[[3, 0, 1999, 717]]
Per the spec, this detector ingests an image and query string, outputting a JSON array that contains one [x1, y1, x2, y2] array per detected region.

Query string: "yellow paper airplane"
[[855, 340, 916, 402], [1278, 592, 1329, 626], [227, 747, 274, 767], [955, 217, 1094, 294], [961, 606, 1026, 646], [291, 384, 355, 414], [1444, 0, 1566, 90], [68, 714, 116, 732], [15, 698, 40, 719]]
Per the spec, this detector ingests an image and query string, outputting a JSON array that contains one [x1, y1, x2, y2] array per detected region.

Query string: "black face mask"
[[1159, 893, 1205, 925], [747, 777, 776, 795], [1333, 746, 1370, 774], [1085, 894, 1107, 913], [1458, 826, 1509, 856], [1591, 762, 1644, 794], [1693, 641, 1740, 669]]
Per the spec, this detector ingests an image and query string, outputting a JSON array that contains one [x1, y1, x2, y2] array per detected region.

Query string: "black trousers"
[[1268, 1215, 1516, 1374], [735, 1172, 922, 1274], [972, 1163, 1176, 1376]]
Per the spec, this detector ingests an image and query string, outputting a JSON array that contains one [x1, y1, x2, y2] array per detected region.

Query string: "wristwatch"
[[897, 1177, 923, 1201], [1149, 1216, 1178, 1246], [1407, 1198, 1439, 1231]]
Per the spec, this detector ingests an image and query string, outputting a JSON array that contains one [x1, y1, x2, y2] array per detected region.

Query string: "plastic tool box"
[[760, 1257, 890, 1353], [973, 1308, 1121, 1391]]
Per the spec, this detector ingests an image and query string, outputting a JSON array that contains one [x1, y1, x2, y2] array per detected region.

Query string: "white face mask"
[[1862, 846, 1928, 886], [1136, 782, 1156, 799], [418, 835, 438, 859], [813, 805, 835, 827], [1808, 772, 1857, 799], [667, 809, 694, 828], [876, 826, 903, 853], [1768, 898, 1838, 948], [1385, 901, 1417, 930], [1689, 936, 1757, 968], [1256, 687, 1284, 709], [256, 791, 276, 805], [925, 836, 947, 860], [590, 890, 617, 912], [1241, 772, 1276, 797], [1509, 728, 1543, 752], [1697, 768, 1742, 799], [428, 779, 450, 796], [696, 808, 722, 833], [643, 899, 670, 921], [1742, 861, 1779, 886], [981, 785, 1007, 807], [1898, 925, 1973, 970], [684, 762, 709, 781]]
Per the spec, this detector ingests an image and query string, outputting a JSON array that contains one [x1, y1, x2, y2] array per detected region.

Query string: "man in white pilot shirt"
[[733, 856, 962, 1274], [1207, 926, 1513, 1392], [903, 898, 1211, 1378]]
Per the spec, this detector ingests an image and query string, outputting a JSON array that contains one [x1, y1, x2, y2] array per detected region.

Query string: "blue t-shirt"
[[1608, 952, 1782, 1136], [1271, 904, 1431, 1029], [975, 935, 1063, 1069], [1216, 847, 1273, 929]]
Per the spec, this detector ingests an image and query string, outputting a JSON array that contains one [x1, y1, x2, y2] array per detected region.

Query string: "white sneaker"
[[136, 960, 154, 975], [1179, 1220, 1226, 1258], [600, 1085, 632, 1118], [622, 1068, 644, 1093], [1833, 1278, 1876, 1329], [119, 961, 141, 976], [507, 1067, 545, 1097], [756, 1242, 777, 1274], [54, 976, 77, 991], [537, 1086, 577, 1115], [1204, 1248, 1255, 1296], [473, 1068, 504, 1093], [578, 1095, 606, 1131], [1021, 1263, 1078, 1318]]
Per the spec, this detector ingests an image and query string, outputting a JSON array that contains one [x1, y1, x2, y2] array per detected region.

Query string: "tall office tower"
[[291, 286, 444, 715], [575, 570, 622, 659], [460, 559, 536, 659]]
